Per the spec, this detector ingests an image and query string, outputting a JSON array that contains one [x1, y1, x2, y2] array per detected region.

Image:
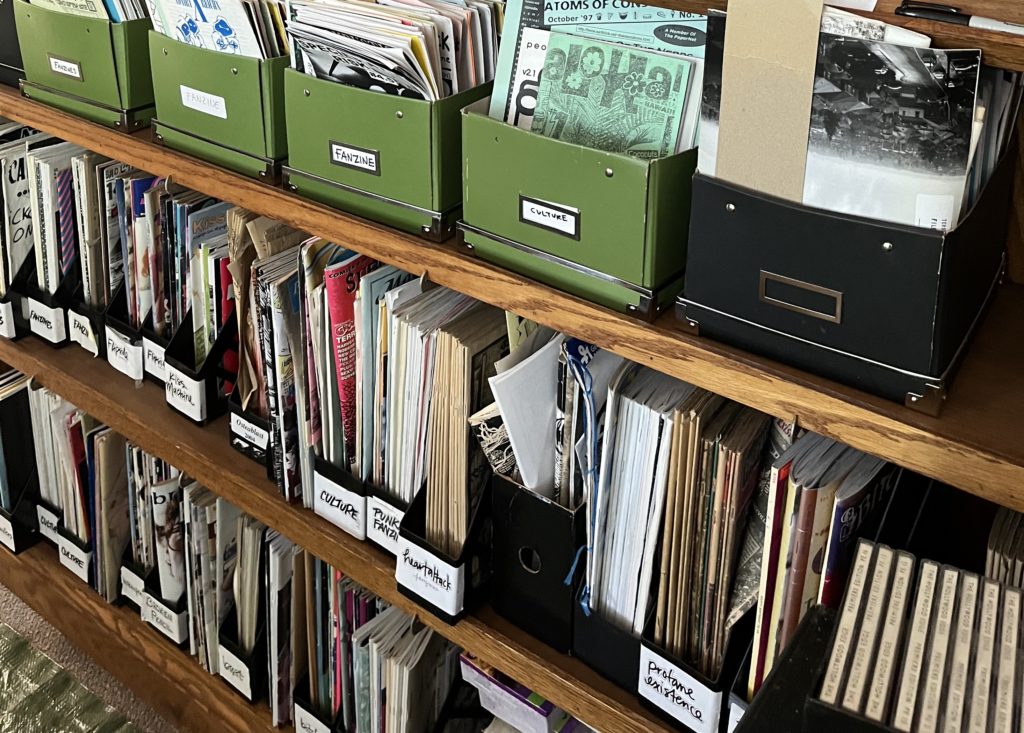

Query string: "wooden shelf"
[[1, 86, 1022, 511], [0, 541, 282, 733], [0, 336, 674, 733]]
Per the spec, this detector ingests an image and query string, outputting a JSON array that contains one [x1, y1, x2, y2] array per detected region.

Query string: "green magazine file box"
[[283, 68, 491, 240], [459, 98, 695, 318], [15, 0, 154, 129], [150, 33, 287, 180]]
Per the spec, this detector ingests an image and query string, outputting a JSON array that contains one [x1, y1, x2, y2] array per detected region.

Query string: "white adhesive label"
[[165, 367, 206, 422], [219, 644, 253, 700], [58, 535, 92, 584], [638, 645, 723, 733], [69, 310, 99, 356], [105, 326, 144, 379], [313, 470, 366, 540], [142, 592, 189, 644], [180, 85, 227, 119], [28, 298, 66, 343], [48, 55, 82, 80], [230, 411, 269, 450], [0, 513, 15, 552], [519, 196, 580, 238], [120, 566, 145, 607], [143, 338, 166, 382], [0, 301, 16, 339], [293, 704, 332, 733], [727, 701, 746, 733], [395, 536, 465, 617], [329, 141, 380, 174], [36, 505, 60, 544], [366, 496, 403, 555]]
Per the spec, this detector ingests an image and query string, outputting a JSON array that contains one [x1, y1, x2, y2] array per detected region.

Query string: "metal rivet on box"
[[466, 243, 475, 250], [231, 68, 238, 75], [911, 395, 919, 402], [605, 168, 614, 178], [304, 89, 310, 97], [883, 242, 894, 251], [628, 304, 637, 312], [726, 203, 736, 212], [396, 111, 404, 119], [162, 48, 168, 55]]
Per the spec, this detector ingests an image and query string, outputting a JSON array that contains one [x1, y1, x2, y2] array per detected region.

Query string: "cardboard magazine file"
[[0, 256, 37, 341], [293, 673, 343, 733], [282, 69, 491, 240], [312, 452, 368, 541], [678, 146, 1017, 417], [490, 473, 584, 653], [395, 481, 492, 624], [35, 498, 62, 546], [139, 312, 169, 386], [0, 0, 24, 88], [459, 98, 695, 319], [56, 523, 94, 586], [0, 505, 37, 555], [0, 408, 42, 555], [228, 384, 274, 476], [102, 282, 146, 380], [22, 265, 78, 346], [637, 611, 755, 733], [68, 282, 106, 357], [163, 308, 236, 425], [572, 583, 644, 692], [14, 0, 154, 130], [218, 611, 268, 703], [140, 566, 189, 648], [725, 645, 753, 733], [365, 483, 408, 557], [117, 545, 146, 613], [150, 34, 287, 180]]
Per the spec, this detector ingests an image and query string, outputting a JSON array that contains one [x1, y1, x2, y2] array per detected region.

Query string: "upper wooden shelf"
[[0, 336, 673, 733], [0, 86, 1022, 511]]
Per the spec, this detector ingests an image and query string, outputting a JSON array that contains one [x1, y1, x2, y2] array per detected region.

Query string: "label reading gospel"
[[105, 326, 144, 379], [28, 299, 66, 343], [0, 301, 15, 339], [36, 505, 60, 544], [638, 645, 722, 733], [143, 338, 166, 382], [180, 85, 227, 119], [519, 195, 580, 239], [329, 141, 381, 175], [366, 496, 403, 555], [142, 592, 189, 644], [69, 310, 99, 355], [166, 367, 206, 422], [395, 536, 465, 616], [219, 644, 253, 700], [313, 470, 366, 540], [0, 513, 15, 552]]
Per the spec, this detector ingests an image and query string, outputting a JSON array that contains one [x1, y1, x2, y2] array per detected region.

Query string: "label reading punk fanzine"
[[0, 301, 15, 339], [219, 645, 253, 699], [105, 326, 144, 379], [395, 536, 465, 616], [165, 367, 205, 422], [69, 310, 99, 355], [28, 298, 66, 343], [366, 496, 403, 555], [313, 470, 366, 540], [638, 645, 722, 733], [329, 141, 381, 175], [143, 338, 166, 382], [519, 195, 580, 238]]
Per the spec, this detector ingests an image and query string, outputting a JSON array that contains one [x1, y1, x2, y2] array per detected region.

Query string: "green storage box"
[[150, 33, 287, 180], [459, 99, 695, 318], [14, 0, 154, 129], [283, 68, 491, 240]]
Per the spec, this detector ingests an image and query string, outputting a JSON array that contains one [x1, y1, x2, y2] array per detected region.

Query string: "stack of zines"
[[148, 0, 288, 58], [27, 0, 148, 23]]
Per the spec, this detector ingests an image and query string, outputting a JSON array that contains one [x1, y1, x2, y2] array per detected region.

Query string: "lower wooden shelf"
[[0, 541, 281, 733], [0, 336, 673, 733]]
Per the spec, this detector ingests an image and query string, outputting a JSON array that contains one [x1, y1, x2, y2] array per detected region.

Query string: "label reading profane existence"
[[638, 645, 723, 733]]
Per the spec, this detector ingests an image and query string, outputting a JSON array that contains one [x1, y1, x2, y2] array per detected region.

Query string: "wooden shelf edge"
[[0, 542, 281, 733]]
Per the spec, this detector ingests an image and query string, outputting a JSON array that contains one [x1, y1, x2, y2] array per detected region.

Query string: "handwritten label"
[[36, 505, 60, 544], [28, 298, 67, 343], [367, 496, 403, 555], [69, 310, 99, 355], [48, 54, 82, 80], [727, 701, 745, 733], [180, 85, 227, 119], [105, 326, 144, 379], [230, 411, 269, 450], [219, 644, 253, 700], [0, 301, 15, 339], [0, 513, 15, 552], [519, 195, 580, 239], [313, 470, 366, 540], [329, 141, 381, 175], [58, 535, 92, 584], [293, 703, 332, 733], [142, 592, 189, 644], [165, 367, 206, 422], [462, 659, 549, 733], [120, 566, 145, 607], [143, 337, 166, 382], [638, 646, 722, 733], [395, 536, 465, 617]]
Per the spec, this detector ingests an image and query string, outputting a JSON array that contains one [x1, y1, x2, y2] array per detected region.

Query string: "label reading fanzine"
[[519, 195, 580, 239], [395, 536, 465, 616], [120, 566, 145, 608], [142, 592, 189, 644], [230, 412, 269, 450], [313, 470, 366, 540], [219, 644, 253, 700], [180, 85, 227, 119], [69, 310, 99, 355], [28, 298, 67, 343], [0, 513, 15, 552], [58, 535, 92, 584], [105, 326, 144, 379], [36, 505, 60, 544], [329, 141, 381, 175], [48, 55, 82, 80], [166, 367, 206, 422], [0, 301, 15, 339], [367, 496, 403, 555], [143, 337, 166, 382], [293, 703, 332, 733], [638, 645, 723, 733]]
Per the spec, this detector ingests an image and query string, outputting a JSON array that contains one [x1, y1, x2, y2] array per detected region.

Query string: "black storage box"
[[0, 0, 23, 88], [68, 282, 106, 358], [35, 498, 62, 546], [292, 672, 342, 733], [103, 282, 145, 380], [139, 313, 169, 386], [678, 145, 1017, 416], [118, 545, 147, 613], [141, 567, 190, 648], [163, 308, 237, 425], [228, 385, 273, 475], [491, 474, 584, 653], [56, 523, 93, 586], [0, 256, 36, 341], [218, 612, 268, 703], [23, 265, 79, 347], [0, 505, 37, 554], [572, 584, 641, 693], [312, 453, 368, 541], [396, 481, 492, 624]]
